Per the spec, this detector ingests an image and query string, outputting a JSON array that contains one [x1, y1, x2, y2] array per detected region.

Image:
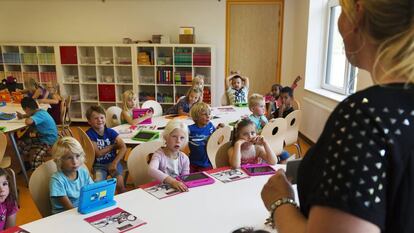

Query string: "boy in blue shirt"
[[17, 97, 58, 169], [188, 102, 224, 172], [85, 105, 127, 193]]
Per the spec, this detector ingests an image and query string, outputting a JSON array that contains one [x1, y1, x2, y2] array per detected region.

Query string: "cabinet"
[[137, 44, 213, 113], [0, 43, 214, 121], [0, 44, 57, 91]]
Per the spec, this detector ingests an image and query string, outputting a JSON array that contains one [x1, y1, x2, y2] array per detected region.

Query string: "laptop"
[[78, 178, 117, 214]]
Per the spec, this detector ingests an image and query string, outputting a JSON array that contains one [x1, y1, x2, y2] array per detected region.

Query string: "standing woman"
[[261, 1, 414, 233]]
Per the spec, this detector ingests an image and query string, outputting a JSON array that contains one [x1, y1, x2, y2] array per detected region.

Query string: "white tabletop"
[[22, 165, 292, 233], [0, 103, 51, 133], [114, 106, 251, 145]]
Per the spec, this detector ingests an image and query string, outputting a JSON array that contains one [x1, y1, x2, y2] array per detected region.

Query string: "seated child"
[[20, 78, 48, 100], [272, 86, 295, 119], [188, 102, 224, 172], [225, 71, 250, 105], [0, 168, 18, 230], [37, 83, 64, 125], [17, 97, 58, 169], [148, 119, 190, 192], [49, 137, 94, 214], [266, 76, 301, 117], [227, 118, 277, 168], [85, 105, 127, 193], [165, 87, 202, 116], [120, 90, 153, 125], [248, 94, 268, 132], [192, 74, 205, 101]]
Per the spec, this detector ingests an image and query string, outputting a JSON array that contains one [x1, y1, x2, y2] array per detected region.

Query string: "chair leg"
[[294, 143, 302, 158]]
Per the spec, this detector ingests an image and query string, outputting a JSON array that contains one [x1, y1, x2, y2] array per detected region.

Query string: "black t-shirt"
[[298, 83, 414, 232]]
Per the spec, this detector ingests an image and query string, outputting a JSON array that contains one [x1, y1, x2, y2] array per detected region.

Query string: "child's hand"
[[172, 180, 188, 192], [217, 123, 225, 129], [108, 162, 117, 174], [260, 118, 266, 127], [16, 111, 24, 119], [252, 136, 265, 145], [236, 138, 249, 147], [294, 75, 302, 84]]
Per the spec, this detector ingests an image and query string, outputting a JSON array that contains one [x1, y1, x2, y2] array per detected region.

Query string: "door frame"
[[225, 0, 284, 84]]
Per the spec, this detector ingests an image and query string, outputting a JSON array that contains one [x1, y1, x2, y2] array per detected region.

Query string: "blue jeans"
[[278, 150, 290, 163], [93, 162, 123, 181]]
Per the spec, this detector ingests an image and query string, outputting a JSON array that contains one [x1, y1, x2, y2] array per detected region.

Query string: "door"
[[226, 0, 284, 95]]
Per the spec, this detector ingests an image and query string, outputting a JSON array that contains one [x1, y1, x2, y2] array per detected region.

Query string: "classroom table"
[[0, 103, 50, 185], [113, 106, 251, 145], [21, 164, 294, 233]]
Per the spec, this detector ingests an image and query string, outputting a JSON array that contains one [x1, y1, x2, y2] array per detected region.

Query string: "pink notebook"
[[132, 108, 152, 124]]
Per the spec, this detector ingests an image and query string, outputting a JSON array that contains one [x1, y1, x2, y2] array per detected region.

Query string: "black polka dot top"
[[297, 83, 414, 232]]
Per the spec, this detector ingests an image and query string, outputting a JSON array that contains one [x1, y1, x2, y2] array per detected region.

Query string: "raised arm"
[[225, 74, 232, 90], [228, 140, 245, 168], [256, 136, 277, 165], [243, 76, 250, 89]]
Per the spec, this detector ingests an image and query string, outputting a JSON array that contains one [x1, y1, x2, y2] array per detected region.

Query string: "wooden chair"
[[28, 160, 57, 217], [206, 126, 232, 168], [127, 141, 163, 187], [141, 100, 163, 117], [57, 96, 73, 137], [0, 131, 11, 168], [292, 98, 301, 110], [215, 141, 232, 168], [261, 117, 287, 156], [74, 127, 95, 174], [284, 110, 302, 158], [220, 93, 229, 106], [105, 106, 122, 128]]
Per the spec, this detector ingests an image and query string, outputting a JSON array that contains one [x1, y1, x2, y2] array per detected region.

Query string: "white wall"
[[0, 0, 226, 105]]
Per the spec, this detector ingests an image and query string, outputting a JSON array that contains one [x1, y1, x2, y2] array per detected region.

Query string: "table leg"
[[9, 132, 29, 186]]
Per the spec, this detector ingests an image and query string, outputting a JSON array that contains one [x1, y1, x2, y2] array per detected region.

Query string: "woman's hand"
[[261, 169, 295, 210], [171, 180, 188, 192]]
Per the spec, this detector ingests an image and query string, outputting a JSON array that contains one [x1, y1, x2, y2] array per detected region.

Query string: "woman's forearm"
[[274, 204, 307, 233]]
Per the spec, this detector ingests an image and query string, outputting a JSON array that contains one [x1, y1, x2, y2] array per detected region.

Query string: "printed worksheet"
[[208, 167, 250, 183], [140, 181, 182, 199], [84, 207, 146, 233]]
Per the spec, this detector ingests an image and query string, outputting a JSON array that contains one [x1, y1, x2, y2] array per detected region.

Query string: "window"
[[323, 0, 357, 95]]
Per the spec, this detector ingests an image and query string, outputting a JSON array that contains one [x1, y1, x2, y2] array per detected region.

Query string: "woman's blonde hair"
[[340, 0, 414, 83], [190, 102, 211, 121], [162, 119, 189, 144], [52, 136, 86, 171], [122, 90, 137, 111]]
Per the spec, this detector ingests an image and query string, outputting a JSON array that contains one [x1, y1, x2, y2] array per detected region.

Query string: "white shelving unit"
[[0, 44, 57, 90], [0, 43, 214, 121]]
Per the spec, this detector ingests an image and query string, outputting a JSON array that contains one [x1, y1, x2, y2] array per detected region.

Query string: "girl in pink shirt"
[[228, 118, 277, 168], [0, 168, 18, 231], [148, 119, 190, 192]]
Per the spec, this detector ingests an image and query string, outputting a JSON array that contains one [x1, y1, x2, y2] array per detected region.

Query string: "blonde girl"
[[0, 168, 18, 230], [192, 74, 205, 101], [227, 118, 277, 168], [148, 119, 190, 192], [49, 137, 93, 214], [120, 90, 153, 125], [165, 87, 203, 116]]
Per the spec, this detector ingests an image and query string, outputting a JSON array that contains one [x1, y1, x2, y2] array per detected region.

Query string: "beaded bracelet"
[[265, 197, 299, 228]]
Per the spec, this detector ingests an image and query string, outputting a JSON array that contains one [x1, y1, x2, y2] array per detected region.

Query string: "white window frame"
[[322, 0, 357, 95]]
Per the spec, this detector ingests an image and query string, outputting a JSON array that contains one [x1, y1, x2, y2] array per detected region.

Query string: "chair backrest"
[[0, 132, 7, 162], [284, 110, 302, 146], [74, 127, 95, 173], [215, 141, 232, 168], [220, 93, 229, 106], [59, 98, 67, 125], [29, 160, 57, 217], [206, 126, 232, 168], [261, 118, 287, 156], [292, 98, 301, 110], [141, 100, 163, 117], [127, 141, 164, 187], [105, 106, 122, 128], [64, 95, 72, 125]]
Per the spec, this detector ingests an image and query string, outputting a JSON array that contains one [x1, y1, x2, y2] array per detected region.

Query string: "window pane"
[[326, 6, 347, 89]]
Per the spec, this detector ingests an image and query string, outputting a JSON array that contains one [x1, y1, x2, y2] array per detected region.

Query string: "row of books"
[[2, 53, 21, 64], [157, 69, 173, 84], [193, 52, 211, 66], [1, 53, 55, 65], [174, 48, 192, 65], [174, 71, 192, 84]]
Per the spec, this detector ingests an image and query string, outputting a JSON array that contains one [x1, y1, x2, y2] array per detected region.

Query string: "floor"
[[11, 125, 311, 226]]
